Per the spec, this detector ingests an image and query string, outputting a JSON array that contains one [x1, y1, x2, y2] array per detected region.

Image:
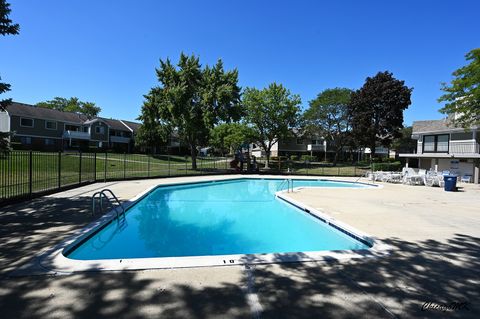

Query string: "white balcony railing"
[[62, 130, 90, 140], [110, 136, 131, 143], [307, 144, 326, 151], [449, 141, 480, 154]]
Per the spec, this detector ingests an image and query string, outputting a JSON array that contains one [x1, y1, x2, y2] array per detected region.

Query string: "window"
[[437, 135, 449, 152], [45, 138, 55, 146], [45, 121, 57, 130], [95, 126, 105, 134], [20, 137, 32, 144], [423, 136, 435, 152], [296, 138, 303, 145], [423, 134, 449, 153], [20, 118, 34, 127]]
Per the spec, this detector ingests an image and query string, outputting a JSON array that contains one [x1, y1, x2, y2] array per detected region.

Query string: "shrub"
[[301, 155, 317, 162], [372, 161, 402, 171]]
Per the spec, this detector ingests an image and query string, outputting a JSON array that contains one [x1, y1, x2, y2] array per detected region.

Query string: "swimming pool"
[[62, 178, 374, 266]]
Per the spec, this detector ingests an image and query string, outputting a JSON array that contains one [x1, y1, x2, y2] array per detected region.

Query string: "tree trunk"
[[190, 145, 197, 170], [265, 150, 270, 168], [333, 150, 339, 166], [370, 143, 376, 158]]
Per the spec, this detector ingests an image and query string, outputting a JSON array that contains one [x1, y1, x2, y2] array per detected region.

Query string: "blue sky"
[[1, 0, 479, 125]]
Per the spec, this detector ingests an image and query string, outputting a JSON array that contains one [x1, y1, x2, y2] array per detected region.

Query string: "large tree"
[[348, 71, 412, 157], [141, 53, 242, 169], [37, 97, 101, 118], [136, 94, 170, 152], [243, 83, 301, 167], [210, 122, 255, 156], [438, 48, 480, 127], [303, 88, 353, 164], [0, 0, 19, 153]]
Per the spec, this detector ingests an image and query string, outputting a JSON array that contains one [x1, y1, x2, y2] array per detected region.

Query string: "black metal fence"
[[0, 151, 233, 205], [0, 151, 371, 205]]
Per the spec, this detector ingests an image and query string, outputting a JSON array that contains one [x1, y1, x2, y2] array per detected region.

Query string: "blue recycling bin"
[[444, 175, 457, 191]]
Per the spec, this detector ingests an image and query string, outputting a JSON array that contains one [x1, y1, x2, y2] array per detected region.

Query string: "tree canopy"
[[243, 83, 301, 165], [439, 48, 480, 127], [36, 97, 101, 118], [0, 0, 19, 153], [390, 126, 416, 153], [209, 123, 255, 155], [140, 53, 242, 169], [303, 88, 353, 164], [348, 71, 412, 157]]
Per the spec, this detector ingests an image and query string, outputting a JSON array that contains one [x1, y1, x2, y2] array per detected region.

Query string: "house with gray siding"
[[399, 117, 480, 183], [0, 102, 141, 152]]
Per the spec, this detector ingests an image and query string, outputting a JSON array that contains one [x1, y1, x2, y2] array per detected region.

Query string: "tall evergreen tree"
[[348, 71, 412, 157], [0, 0, 19, 153], [141, 53, 242, 169]]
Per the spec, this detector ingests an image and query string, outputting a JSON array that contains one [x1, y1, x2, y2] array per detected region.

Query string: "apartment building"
[[0, 102, 140, 152], [398, 118, 480, 183]]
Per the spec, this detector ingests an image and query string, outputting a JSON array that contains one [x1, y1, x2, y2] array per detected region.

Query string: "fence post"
[[123, 152, 126, 180], [168, 155, 171, 176], [147, 154, 151, 177], [79, 151, 82, 184], [94, 152, 97, 182], [104, 152, 107, 183], [185, 157, 188, 175], [29, 151, 32, 196], [58, 151, 61, 189]]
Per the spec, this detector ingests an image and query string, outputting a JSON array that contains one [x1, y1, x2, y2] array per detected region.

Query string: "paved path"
[[0, 175, 479, 318]]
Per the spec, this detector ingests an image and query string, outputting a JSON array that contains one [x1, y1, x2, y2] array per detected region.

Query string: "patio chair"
[[461, 175, 472, 183]]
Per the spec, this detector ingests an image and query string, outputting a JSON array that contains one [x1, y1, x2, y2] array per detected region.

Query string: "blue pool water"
[[66, 179, 371, 260]]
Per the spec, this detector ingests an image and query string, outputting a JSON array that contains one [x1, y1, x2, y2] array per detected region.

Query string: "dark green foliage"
[[439, 48, 480, 127], [140, 53, 242, 169], [349, 71, 412, 157], [391, 126, 416, 153], [372, 161, 402, 171], [243, 83, 301, 166], [209, 123, 255, 155], [1, 0, 19, 154], [36, 97, 101, 118], [0, 0, 18, 36], [300, 154, 317, 162], [303, 88, 353, 164]]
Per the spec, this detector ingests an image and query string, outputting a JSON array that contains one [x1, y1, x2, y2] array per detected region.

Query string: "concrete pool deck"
[[0, 175, 479, 318]]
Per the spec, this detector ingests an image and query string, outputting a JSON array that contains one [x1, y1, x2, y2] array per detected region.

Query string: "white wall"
[[0, 111, 10, 132]]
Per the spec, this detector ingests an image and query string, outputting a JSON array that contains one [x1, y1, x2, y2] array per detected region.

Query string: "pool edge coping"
[[38, 176, 389, 274]]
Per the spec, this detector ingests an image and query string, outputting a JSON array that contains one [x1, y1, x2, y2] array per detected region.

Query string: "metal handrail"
[[276, 179, 294, 193], [91, 188, 125, 218], [276, 179, 289, 192]]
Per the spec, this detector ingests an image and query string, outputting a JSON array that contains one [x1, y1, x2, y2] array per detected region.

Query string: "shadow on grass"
[[0, 194, 479, 318]]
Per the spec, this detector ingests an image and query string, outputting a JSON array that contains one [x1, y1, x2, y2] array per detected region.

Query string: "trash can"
[[444, 175, 458, 191]]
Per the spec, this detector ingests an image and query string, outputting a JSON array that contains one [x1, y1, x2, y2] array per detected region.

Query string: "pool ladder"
[[277, 179, 294, 193], [91, 189, 125, 218]]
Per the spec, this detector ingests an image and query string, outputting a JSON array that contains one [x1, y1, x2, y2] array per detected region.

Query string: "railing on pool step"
[[91, 189, 125, 219]]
